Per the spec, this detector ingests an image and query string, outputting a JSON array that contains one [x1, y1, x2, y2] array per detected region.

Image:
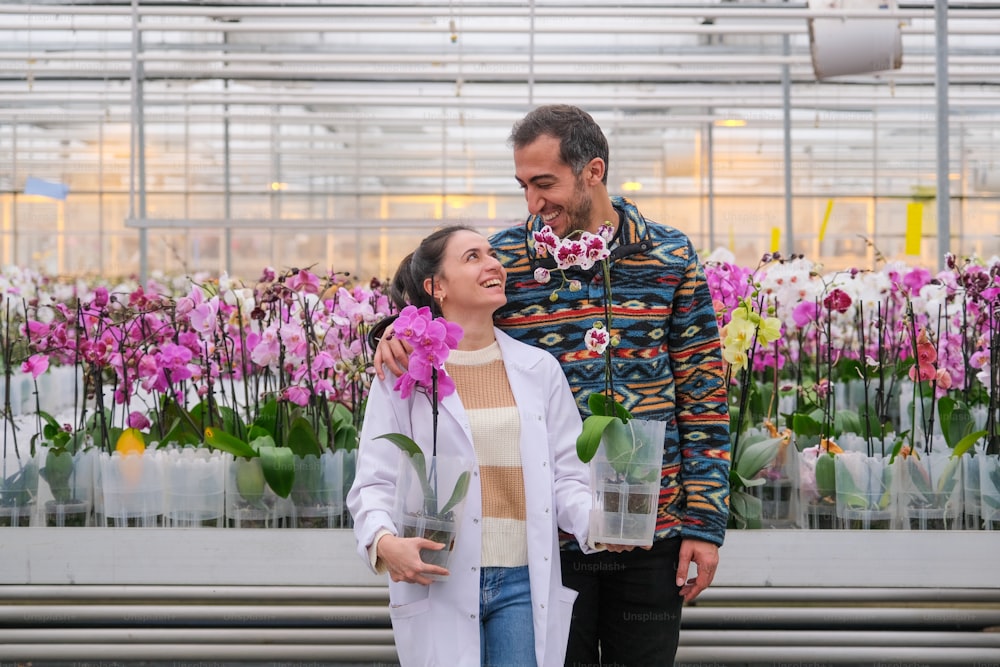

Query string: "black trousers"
[[560, 537, 684, 667]]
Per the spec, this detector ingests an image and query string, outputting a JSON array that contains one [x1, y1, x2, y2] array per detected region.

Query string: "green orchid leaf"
[[844, 492, 869, 510], [576, 414, 619, 463], [938, 396, 975, 449], [286, 416, 323, 458], [158, 417, 201, 448], [937, 395, 956, 444], [204, 426, 257, 459], [253, 398, 279, 440], [815, 453, 836, 497], [888, 436, 908, 464], [155, 398, 201, 444], [234, 457, 266, 508], [258, 445, 295, 498], [36, 410, 64, 442], [375, 434, 433, 500], [935, 455, 962, 496], [248, 433, 276, 451], [587, 393, 631, 421], [334, 424, 359, 452], [32, 411, 70, 450], [332, 403, 360, 451], [905, 457, 933, 499], [439, 471, 471, 516], [729, 490, 763, 529], [219, 405, 248, 443], [833, 410, 861, 438], [857, 403, 884, 440], [731, 469, 766, 489], [791, 412, 823, 437], [950, 429, 988, 459], [246, 424, 272, 443], [376, 432, 423, 458], [734, 436, 783, 481], [603, 418, 639, 475]]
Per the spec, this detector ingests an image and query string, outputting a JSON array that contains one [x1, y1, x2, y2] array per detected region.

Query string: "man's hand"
[[372, 325, 413, 381], [675, 538, 720, 603], [376, 534, 449, 585]]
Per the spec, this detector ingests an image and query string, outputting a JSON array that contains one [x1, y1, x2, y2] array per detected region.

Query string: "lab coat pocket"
[[388, 597, 438, 667], [388, 596, 431, 620]]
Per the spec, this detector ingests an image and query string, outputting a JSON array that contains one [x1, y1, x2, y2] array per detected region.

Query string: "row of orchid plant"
[[705, 246, 1000, 527], [1, 264, 394, 505], [2, 246, 998, 528]]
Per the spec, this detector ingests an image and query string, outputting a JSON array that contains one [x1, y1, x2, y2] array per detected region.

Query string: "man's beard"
[[561, 174, 594, 236]]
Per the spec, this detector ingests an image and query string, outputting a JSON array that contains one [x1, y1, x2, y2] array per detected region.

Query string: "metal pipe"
[[130, 0, 147, 284], [0, 584, 389, 602], [706, 122, 715, 251], [4, 108, 1000, 128], [782, 25, 794, 257], [0, 3, 967, 21], [676, 646, 1000, 664], [11, 90, 993, 109], [681, 606, 1000, 630], [0, 604, 390, 625], [679, 629, 1000, 647], [0, 644, 399, 662], [936, 0, 951, 269], [0, 628, 396, 644]]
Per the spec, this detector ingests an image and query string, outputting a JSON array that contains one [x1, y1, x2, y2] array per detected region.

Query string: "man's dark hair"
[[508, 104, 610, 184]]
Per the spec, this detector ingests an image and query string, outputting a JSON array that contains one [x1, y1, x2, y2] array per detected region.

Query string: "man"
[[374, 104, 730, 666]]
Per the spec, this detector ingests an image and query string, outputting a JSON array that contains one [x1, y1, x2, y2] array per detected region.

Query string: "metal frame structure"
[[2, 1, 1000, 280]]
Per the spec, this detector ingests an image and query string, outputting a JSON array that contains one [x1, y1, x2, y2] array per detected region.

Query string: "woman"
[[347, 225, 595, 667]]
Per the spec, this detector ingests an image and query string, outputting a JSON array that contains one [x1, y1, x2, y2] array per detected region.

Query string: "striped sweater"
[[490, 196, 731, 546], [447, 342, 528, 567]]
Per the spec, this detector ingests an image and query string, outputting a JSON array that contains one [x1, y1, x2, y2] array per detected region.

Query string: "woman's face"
[[424, 229, 507, 317]]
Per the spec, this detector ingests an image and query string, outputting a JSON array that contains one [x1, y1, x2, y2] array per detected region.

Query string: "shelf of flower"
[[1, 267, 391, 529], [2, 250, 999, 533], [707, 248, 1000, 530]]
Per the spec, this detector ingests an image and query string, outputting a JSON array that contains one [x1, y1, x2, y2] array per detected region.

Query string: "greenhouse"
[[1, 1, 1000, 666]]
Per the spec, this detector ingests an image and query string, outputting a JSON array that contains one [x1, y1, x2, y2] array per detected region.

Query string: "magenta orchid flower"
[[21, 353, 49, 379], [391, 305, 462, 401]]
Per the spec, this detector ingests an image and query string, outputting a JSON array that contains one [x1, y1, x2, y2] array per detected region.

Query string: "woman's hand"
[[373, 325, 414, 381], [376, 534, 450, 585]]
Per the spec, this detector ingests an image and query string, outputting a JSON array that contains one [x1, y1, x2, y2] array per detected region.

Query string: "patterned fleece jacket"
[[489, 196, 731, 546]]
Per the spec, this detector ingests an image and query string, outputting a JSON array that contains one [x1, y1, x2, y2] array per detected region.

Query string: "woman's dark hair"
[[367, 224, 476, 349], [508, 104, 609, 185], [389, 224, 476, 312]]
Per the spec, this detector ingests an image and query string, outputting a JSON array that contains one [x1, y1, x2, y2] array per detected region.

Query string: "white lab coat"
[[348, 328, 593, 667]]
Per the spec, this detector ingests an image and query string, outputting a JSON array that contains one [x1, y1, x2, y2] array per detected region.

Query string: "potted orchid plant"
[[717, 285, 786, 529], [531, 223, 665, 546], [201, 267, 386, 528], [377, 304, 471, 569]]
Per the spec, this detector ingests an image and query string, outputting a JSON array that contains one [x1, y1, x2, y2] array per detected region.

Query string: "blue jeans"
[[480, 565, 536, 667]]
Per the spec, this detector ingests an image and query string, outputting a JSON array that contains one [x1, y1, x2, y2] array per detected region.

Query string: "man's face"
[[513, 134, 594, 238]]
